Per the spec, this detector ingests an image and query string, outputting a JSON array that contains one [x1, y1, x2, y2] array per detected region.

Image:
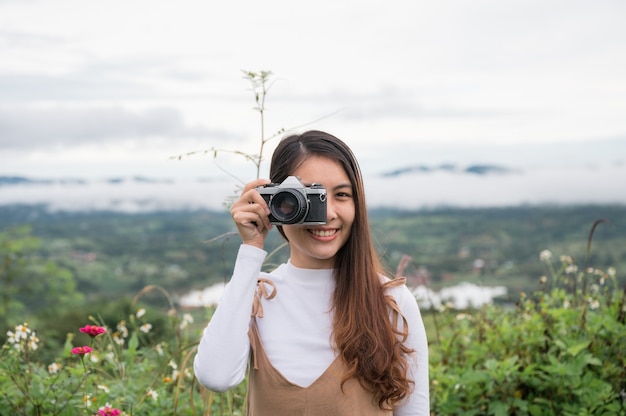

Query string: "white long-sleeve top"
[[194, 244, 430, 415]]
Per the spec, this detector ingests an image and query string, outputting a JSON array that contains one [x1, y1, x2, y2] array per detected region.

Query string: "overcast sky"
[[1, 0, 625, 187]]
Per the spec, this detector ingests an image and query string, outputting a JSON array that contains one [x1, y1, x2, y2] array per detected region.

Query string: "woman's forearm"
[[193, 244, 267, 391]]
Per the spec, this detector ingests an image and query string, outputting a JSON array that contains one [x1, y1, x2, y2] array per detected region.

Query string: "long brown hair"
[[269, 130, 414, 408]]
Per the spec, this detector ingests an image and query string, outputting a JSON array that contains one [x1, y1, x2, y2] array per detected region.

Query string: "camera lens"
[[270, 190, 308, 224]]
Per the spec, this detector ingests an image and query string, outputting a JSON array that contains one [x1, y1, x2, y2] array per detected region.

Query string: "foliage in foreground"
[[429, 251, 626, 415], [2, 249, 625, 415], [0, 292, 246, 416]]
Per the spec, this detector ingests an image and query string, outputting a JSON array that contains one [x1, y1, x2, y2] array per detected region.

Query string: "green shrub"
[[0, 295, 246, 415], [429, 251, 626, 415]]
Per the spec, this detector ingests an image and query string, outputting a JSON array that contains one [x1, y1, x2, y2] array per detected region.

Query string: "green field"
[[2, 203, 624, 302]]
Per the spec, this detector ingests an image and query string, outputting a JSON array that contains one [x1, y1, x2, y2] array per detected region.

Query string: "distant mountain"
[[104, 176, 174, 185], [0, 176, 86, 186], [380, 163, 519, 178], [0, 175, 172, 186], [1, 166, 518, 187]]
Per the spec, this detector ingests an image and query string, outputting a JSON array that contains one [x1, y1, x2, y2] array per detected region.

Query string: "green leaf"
[[128, 332, 139, 353], [584, 356, 602, 366], [566, 341, 590, 357], [63, 333, 75, 358], [488, 401, 509, 416]]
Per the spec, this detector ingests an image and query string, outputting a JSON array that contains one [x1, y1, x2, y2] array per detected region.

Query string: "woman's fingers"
[[240, 178, 272, 197], [233, 201, 269, 230], [230, 179, 272, 247]]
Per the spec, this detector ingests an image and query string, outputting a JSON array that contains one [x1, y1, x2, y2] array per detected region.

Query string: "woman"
[[194, 131, 429, 415]]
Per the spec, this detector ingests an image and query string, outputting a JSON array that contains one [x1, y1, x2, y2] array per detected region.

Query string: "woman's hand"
[[231, 179, 273, 249]]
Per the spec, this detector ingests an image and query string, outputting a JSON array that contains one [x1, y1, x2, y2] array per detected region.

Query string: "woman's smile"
[[307, 228, 339, 238]]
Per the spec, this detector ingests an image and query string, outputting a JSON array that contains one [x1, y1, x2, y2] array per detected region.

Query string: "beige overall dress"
[[246, 278, 394, 416]]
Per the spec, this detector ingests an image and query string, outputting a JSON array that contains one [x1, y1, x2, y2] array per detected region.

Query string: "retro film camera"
[[257, 176, 327, 225]]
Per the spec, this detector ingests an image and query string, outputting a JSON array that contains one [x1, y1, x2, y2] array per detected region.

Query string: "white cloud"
[[0, 0, 624, 196], [0, 106, 234, 149]]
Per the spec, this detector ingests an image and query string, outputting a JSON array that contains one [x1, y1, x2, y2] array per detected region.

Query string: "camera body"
[[257, 176, 327, 225]]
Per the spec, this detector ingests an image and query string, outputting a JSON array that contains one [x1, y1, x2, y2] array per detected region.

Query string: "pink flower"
[[97, 405, 121, 416], [71, 346, 93, 355], [80, 325, 107, 337]]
